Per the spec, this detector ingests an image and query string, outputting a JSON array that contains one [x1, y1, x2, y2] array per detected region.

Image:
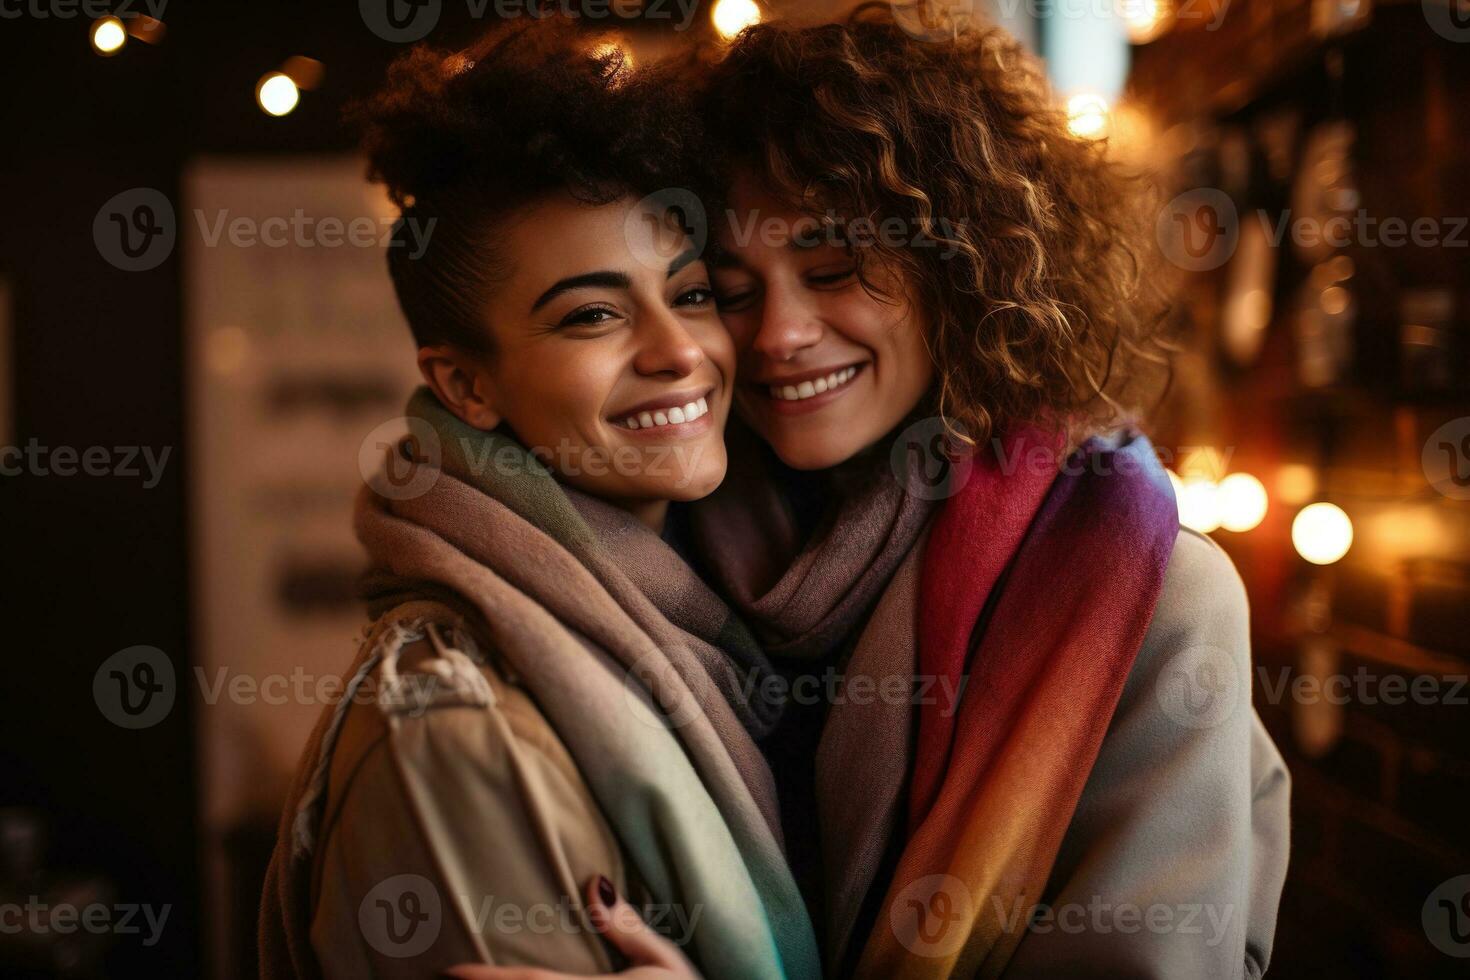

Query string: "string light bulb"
[[711, 0, 761, 40], [256, 72, 300, 117], [91, 15, 127, 56]]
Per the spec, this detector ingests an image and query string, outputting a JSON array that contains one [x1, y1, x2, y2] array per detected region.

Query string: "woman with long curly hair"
[[459, 5, 1289, 979], [680, 7, 1291, 978]]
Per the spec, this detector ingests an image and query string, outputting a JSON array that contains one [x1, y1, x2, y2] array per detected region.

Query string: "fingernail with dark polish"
[[596, 874, 616, 907]]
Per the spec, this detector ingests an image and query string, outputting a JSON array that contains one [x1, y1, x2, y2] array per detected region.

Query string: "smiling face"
[[419, 193, 734, 526], [710, 173, 935, 471]]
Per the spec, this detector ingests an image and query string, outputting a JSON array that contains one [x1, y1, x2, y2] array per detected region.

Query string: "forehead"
[[714, 174, 845, 267], [501, 194, 636, 276], [497, 193, 699, 289]]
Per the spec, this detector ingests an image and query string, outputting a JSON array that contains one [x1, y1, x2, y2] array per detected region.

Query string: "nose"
[[632, 306, 705, 379], [750, 281, 823, 362]]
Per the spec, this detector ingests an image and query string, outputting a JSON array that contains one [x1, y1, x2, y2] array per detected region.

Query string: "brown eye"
[[675, 286, 714, 307], [559, 304, 621, 328]]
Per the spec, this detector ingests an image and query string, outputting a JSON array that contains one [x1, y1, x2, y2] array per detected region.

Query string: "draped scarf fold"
[[690, 422, 940, 661], [261, 388, 820, 980]]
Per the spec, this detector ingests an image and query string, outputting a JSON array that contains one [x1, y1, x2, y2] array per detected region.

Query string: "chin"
[[767, 435, 864, 472], [668, 454, 728, 500], [629, 438, 727, 502]]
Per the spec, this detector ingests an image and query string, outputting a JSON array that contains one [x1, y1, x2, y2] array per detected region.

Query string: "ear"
[[418, 345, 503, 431]]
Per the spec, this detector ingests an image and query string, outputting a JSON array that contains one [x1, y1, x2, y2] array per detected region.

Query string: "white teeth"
[[770, 365, 861, 401], [619, 396, 711, 430]]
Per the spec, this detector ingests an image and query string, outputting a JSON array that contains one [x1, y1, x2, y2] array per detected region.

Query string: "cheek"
[[854, 302, 932, 415], [497, 348, 615, 443], [718, 311, 759, 358], [894, 317, 934, 391], [706, 325, 737, 379]]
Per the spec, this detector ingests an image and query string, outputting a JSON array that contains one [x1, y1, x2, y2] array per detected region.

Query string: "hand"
[[442, 875, 701, 980]]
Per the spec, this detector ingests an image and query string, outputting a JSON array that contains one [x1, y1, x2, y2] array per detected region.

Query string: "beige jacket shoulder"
[[1004, 527, 1292, 979], [306, 601, 641, 978]]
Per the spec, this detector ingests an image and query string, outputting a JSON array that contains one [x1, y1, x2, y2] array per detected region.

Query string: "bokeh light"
[[712, 0, 761, 40], [1175, 474, 1223, 534], [1218, 472, 1269, 532], [1292, 502, 1354, 565], [1066, 93, 1111, 140], [91, 16, 126, 56], [256, 72, 300, 117], [1121, 0, 1173, 43]]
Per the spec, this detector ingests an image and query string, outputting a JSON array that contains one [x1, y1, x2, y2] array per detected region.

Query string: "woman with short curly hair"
[[259, 17, 820, 980]]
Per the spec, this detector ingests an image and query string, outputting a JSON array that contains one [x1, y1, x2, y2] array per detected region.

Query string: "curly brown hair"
[[697, 3, 1175, 449], [351, 15, 712, 352]]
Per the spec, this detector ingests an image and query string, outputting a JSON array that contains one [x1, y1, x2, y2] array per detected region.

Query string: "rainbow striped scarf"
[[856, 425, 1179, 977]]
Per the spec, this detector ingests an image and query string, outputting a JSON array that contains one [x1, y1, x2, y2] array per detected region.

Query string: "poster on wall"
[[185, 157, 422, 977]]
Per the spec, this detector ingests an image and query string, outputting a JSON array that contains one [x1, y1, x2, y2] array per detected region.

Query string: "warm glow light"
[[1292, 503, 1353, 565], [91, 16, 127, 55], [1179, 446, 1228, 482], [1066, 93, 1111, 140], [1177, 477, 1222, 534], [1277, 464, 1317, 505], [1121, 0, 1172, 43], [1218, 472, 1268, 532], [257, 72, 300, 117], [711, 0, 761, 39]]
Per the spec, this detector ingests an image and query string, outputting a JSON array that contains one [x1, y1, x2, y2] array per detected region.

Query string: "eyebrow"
[[530, 271, 631, 313], [529, 252, 704, 312]]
